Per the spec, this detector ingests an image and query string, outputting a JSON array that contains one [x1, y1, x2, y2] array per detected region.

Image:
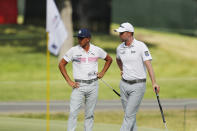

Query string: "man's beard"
[[81, 42, 89, 48]]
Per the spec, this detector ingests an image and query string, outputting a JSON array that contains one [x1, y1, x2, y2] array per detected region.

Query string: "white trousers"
[[67, 81, 98, 131], [119, 80, 146, 131]]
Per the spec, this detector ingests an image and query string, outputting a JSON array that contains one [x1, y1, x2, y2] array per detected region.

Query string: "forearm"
[[145, 60, 156, 84], [101, 55, 112, 74], [116, 58, 123, 71], [145, 60, 160, 93], [59, 60, 72, 83], [60, 67, 72, 82], [148, 66, 156, 84], [59, 59, 79, 88]]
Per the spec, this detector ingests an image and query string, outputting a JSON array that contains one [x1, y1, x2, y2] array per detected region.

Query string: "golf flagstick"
[[155, 88, 168, 130]]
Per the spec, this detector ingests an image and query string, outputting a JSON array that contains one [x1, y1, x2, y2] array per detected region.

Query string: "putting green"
[[0, 117, 170, 131]]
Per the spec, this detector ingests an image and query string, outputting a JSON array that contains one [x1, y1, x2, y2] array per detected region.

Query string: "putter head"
[[164, 123, 168, 130]]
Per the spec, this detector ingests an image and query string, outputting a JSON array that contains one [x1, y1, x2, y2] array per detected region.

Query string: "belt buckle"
[[136, 79, 140, 83], [87, 80, 91, 84], [129, 80, 135, 85]]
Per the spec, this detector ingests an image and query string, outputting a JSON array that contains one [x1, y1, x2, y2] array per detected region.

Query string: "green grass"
[[0, 25, 197, 101], [0, 116, 171, 131], [2, 110, 197, 131]]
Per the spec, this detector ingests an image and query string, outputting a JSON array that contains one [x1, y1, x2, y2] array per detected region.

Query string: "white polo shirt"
[[63, 43, 107, 80], [116, 39, 152, 80]]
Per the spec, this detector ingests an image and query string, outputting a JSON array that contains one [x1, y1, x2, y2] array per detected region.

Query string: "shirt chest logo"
[[73, 58, 81, 62], [120, 50, 125, 54], [90, 52, 95, 56], [76, 54, 82, 57], [73, 54, 83, 63], [131, 50, 136, 54]]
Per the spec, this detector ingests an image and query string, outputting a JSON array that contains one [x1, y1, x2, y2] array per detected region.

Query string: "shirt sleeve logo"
[[144, 51, 149, 56]]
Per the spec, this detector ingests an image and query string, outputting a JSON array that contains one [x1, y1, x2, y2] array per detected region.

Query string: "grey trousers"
[[67, 81, 98, 131], [119, 80, 146, 131]]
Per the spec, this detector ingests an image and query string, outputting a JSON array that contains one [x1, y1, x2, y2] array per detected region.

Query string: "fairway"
[[1, 25, 197, 101], [0, 117, 170, 131]]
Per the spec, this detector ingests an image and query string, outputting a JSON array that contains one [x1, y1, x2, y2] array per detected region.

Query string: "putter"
[[100, 79, 121, 97], [93, 72, 120, 97], [155, 88, 168, 130]]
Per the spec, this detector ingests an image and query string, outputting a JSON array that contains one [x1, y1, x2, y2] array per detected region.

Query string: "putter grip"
[[155, 87, 157, 92], [155, 88, 159, 96], [113, 89, 120, 97]]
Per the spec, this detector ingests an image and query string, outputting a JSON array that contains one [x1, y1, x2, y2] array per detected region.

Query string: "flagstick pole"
[[46, 32, 50, 131]]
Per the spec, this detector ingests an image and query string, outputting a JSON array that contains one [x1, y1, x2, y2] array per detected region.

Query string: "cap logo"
[[78, 30, 82, 34], [120, 25, 125, 28]]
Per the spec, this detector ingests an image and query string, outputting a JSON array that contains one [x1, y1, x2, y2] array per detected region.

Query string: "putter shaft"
[[100, 79, 120, 97], [155, 88, 168, 130]]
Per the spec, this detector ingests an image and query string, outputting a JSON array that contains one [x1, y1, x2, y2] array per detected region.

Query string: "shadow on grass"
[[0, 37, 158, 55], [0, 25, 47, 54], [0, 25, 158, 54], [145, 42, 157, 49], [0, 38, 47, 53], [103, 47, 116, 54], [103, 41, 157, 54], [146, 27, 197, 37]]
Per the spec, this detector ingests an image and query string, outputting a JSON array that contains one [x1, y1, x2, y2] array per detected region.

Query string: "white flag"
[[46, 0, 67, 55]]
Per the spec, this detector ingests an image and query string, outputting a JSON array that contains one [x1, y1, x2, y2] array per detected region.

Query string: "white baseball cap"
[[114, 22, 134, 32]]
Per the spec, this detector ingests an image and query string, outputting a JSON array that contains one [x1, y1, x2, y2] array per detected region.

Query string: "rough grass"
[[0, 25, 197, 101]]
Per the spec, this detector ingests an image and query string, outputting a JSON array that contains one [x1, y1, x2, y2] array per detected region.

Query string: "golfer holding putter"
[[59, 28, 112, 131], [114, 22, 160, 131]]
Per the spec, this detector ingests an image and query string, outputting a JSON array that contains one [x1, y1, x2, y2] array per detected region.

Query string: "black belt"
[[75, 78, 98, 84], [122, 78, 146, 85]]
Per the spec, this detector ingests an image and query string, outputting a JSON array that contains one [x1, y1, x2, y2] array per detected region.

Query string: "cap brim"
[[73, 35, 86, 37], [114, 27, 127, 32], [73, 35, 90, 38]]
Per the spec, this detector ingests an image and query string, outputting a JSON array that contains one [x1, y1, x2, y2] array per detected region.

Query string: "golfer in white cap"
[[115, 22, 160, 131]]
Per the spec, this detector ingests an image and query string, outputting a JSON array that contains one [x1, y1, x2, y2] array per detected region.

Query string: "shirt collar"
[[78, 43, 92, 53], [123, 38, 136, 48]]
